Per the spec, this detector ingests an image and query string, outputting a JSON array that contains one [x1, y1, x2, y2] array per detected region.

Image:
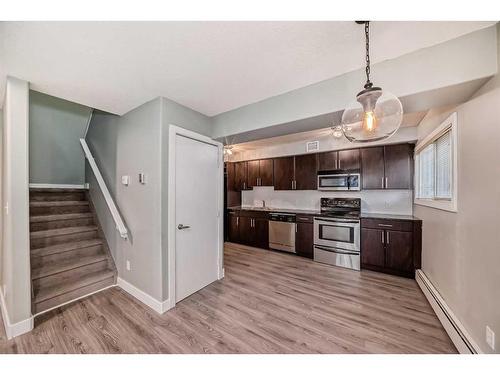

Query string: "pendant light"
[[341, 21, 403, 143]]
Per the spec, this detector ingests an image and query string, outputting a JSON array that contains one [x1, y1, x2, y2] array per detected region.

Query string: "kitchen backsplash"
[[241, 187, 413, 215]]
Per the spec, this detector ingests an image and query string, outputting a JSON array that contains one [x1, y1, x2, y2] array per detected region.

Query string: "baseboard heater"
[[416, 270, 480, 354]]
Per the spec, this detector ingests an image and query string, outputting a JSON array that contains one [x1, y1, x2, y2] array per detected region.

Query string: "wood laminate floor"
[[0, 243, 457, 354]]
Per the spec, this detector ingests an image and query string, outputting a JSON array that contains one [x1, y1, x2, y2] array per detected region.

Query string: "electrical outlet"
[[486, 326, 495, 350], [126, 260, 131, 271]]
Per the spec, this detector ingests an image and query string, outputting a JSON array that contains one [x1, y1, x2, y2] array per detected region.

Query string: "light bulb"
[[363, 111, 377, 132]]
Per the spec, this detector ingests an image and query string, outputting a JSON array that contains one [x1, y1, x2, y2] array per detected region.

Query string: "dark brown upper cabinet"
[[249, 159, 274, 187], [234, 161, 249, 191], [318, 151, 337, 171], [273, 157, 295, 190], [384, 144, 413, 189], [361, 147, 385, 189], [361, 144, 413, 190], [338, 149, 360, 170], [246, 160, 260, 189], [295, 154, 318, 190], [318, 149, 360, 171], [274, 154, 317, 191]]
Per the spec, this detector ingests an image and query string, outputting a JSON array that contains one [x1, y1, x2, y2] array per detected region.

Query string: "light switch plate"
[[139, 173, 146, 184], [121, 175, 130, 186], [126, 260, 131, 271]]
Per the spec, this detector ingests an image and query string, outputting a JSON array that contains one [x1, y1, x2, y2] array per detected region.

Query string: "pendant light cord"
[[364, 21, 372, 89]]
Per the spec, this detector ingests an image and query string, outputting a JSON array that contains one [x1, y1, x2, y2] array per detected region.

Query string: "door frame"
[[167, 124, 224, 308]]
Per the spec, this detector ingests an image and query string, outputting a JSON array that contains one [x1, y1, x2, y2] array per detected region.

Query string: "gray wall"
[[1, 77, 31, 325], [86, 99, 163, 301], [414, 24, 500, 353], [29, 91, 91, 185], [86, 96, 212, 302]]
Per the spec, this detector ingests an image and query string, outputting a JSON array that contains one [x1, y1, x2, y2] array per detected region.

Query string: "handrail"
[[80, 138, 128, 239]]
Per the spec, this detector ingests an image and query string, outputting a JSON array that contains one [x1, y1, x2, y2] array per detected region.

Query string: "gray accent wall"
[[86, 100, 163, 301], [29, 91, 91, 185], [86, 97, 212, 303]]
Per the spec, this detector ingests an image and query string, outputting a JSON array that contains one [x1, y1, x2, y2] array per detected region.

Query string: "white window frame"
[[414, 112, 458, 212]]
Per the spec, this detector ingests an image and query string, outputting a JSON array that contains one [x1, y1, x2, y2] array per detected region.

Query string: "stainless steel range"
[[314, 198, 361, 271]]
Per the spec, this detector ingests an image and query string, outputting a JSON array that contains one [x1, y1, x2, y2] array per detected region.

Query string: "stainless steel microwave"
[[317, 172, 361, 191]]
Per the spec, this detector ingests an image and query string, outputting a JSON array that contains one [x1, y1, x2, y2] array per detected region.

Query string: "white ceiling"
[[0, 21, 495, 116]]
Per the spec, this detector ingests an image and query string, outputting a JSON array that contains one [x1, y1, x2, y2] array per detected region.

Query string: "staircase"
[[29, 188, 117, 314]]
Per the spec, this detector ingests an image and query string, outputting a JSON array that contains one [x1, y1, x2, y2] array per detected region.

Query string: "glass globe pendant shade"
[[341, 87, 403, 143]]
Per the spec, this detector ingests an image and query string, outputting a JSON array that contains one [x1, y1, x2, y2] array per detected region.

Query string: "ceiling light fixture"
[[223, 145, 233, 155], [341, 21, 403, 143], [331, 125, 343, 139]]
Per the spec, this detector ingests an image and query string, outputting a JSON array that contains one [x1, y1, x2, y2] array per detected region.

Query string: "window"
[[415, 112, 457, 212]]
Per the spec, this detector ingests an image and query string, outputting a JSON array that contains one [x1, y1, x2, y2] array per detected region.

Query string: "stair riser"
[[30, 230, 97, 249], [33, 260, 109, 290], [30, 205, 90, 216], [30, 193, 86, 202], [31, 245, 103, 268], [33, 276, 116, 314], [30, 217, 94, 232]]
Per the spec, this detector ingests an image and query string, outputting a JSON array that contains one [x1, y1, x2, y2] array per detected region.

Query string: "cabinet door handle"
[[381, 231, 384, 244], [243, 182, 246, 190], [236, 217, 239, 226], [295, 224, 297, 233], [378, 224, 393, 228], [386, 232, 390, 244], [381, 177, 384, 188], [338, 158, 340, 170], [385, 177, 388, 189]]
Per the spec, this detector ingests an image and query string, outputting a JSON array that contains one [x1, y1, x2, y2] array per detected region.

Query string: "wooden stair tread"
[[34, 269, 115, 303], [31, 239, 103, 257], [32, 254, 108, 280], [30, 225, 97, 239], [30, 200, 89, 207], [30, 212, 93, 223], [30, 188, 87, 193]]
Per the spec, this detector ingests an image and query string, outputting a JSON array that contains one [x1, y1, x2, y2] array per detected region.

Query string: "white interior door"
[[175, 133, 220, 302]]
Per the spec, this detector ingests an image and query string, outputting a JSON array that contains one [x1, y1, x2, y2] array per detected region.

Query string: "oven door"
[[317, 174, 349, 191], [313, 217, 360, 252]]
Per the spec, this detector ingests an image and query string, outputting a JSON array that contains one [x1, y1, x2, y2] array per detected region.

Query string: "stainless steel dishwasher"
[[268, 213, 296, 253]]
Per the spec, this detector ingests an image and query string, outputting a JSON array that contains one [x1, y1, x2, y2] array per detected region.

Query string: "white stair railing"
[[80, 138, 128, 239]]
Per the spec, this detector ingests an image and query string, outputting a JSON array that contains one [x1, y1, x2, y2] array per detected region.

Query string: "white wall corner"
[[0, 286, 34, 340], [117, 277, 173, 314], [415, 269, 482, 354]]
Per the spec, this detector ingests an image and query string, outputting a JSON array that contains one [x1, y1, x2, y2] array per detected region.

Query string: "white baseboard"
[[0, 286, 34, 339], [416, 269, 482, 354], [117, 277, 173, 314], [29, 183, 88, 189]]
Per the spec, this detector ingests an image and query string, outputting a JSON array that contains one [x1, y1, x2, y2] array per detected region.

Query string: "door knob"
[[177, 224, 191, 230]]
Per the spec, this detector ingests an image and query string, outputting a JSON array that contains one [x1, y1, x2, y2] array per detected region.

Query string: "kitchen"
[[225, 141, 421, 278]]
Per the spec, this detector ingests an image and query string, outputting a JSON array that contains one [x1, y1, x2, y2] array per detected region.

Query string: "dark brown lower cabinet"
[[254, 218, 269, 249], [295, 217, 313, 259], [228, 210, 269, 249], [228, 212, 240, 243], [361, 218, 422, 278], [360, 228, 385, 267]]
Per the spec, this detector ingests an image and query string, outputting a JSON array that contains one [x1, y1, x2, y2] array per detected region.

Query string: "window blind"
[[435, 130, 452, 198], [419, 143, 435, 198]]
